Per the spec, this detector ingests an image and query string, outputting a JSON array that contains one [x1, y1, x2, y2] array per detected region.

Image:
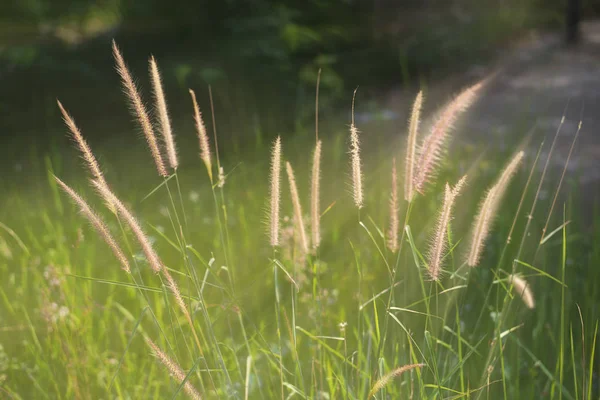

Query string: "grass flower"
[[387, 158, 399, 253], [507, 274, 535, 309], [311, 140, 322, 251], [414, 81, 483, 194], [189, 89, 212, 181], [113, 40, 167, 177], [467, 151, 525, 266], [427, 176, 466, 280], [349, 89, 363, 209], [146, 338, 202, 400], [56, 100, 107, 188], [54, 176, 129, 273], [404, 91, 423, 202], [149, 55, 178, 170], [286, 162, 309, 254], [269, 136, 282, 247], [368, 363, 425, 398]]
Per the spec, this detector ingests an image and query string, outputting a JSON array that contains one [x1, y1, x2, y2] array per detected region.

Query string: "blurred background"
[[2, 2, 600, 398], [0, 0, 596, 171]]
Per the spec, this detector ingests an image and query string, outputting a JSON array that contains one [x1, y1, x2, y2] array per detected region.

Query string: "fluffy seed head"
[[507, 274, 535, 309], [387, 158, 399, 253], [404, 91, 423, 202], [146, 338, 202, 400], [286, 162, 309, 254], [427, 176, 466, 280], [414, 81, 483, 194], [368, 363, 425, 398], [55, 176, 130, 273], [112, 40, 167, 177], [57, 100, 107, 188], [311, 140, 322, 250], [349, 89, 363, 209], [92, 180, 163, 273], [269, 136, 282, 247], [189, 89, 212, 181], [149, 55, 178, 170], [467, 151, 525, 267]]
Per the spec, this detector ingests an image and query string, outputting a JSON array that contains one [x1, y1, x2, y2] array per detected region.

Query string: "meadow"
[[0, 41, 598, 400]]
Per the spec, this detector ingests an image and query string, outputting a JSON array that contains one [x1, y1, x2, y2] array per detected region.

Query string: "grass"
[[0, 47, 598, 400]]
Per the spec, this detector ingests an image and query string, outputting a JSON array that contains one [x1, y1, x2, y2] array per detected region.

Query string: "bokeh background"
[[2, 1, 600, 398]]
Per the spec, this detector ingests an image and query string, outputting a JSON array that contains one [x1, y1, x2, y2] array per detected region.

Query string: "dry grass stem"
[[269, 136, 282, 247], [350, 89, 363, 209], [92, 180, 163, 273], [427, 176, 466, 280], [387, 158, 399, 253], [112, 40, 167, 177], [507, 274, 535, 309], [311, 140, 322, 250], [368, 363, 425, 398], [467, 151, 525, 266], [414, 81, 483, 194], [146, 338, 202, 400], [404, 91, 423, 202], [54, 177, 130, 273], [56, 100, 107, 188], [286, 162, 309, 254], [149, 56, 178, 170], [189, 89, 212, 181]]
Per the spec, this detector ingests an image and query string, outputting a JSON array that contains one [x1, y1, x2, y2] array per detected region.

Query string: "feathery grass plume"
[[427, 176, 467, 280], [149, 55, 178, 170], [507, 274, 535, 309], [349, 89, 363, 209], [311, 140, 322, 250], [414, 81, 483, 194], [56, 100, 107, 188], [112, 40, 167, 177], [145, 338, 202, 400], [467, 151, 525, 267], [368, 363, 425, 398], [54, 176, 130, 273], [92, 180, 163, 273], [91, 179, 199, 348], [269, 136, 282, 247], [286, 162, 309, 254], [387, 158, 399, 253], [404, 91, 423, 202], [189, 89, 212, 181]]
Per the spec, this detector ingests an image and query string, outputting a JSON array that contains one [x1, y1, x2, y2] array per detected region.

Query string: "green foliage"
[[0, 75, 598, 398]]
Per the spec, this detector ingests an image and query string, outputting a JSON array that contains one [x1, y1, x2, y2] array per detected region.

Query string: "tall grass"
[[0, 44, 597, 400]]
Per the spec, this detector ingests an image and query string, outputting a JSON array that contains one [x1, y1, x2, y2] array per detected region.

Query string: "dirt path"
[[378, 21, 600, 210]]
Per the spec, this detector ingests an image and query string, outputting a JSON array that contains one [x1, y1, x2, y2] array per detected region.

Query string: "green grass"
[[0, 79, 598, 400]]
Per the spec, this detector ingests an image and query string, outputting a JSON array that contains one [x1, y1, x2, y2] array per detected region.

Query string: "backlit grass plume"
[[54, 176, 130, 273], [189, 89, 212, 181], [414, 81, 483, 194], [149, 55, 178, 170], [349, 89, 363, 209], [286, 162, 309, 254], [92, 180, 163, 274], [507, 274, 535, 309], [427, 176, 466, 280], [404, 91, 423, 202], [112, 40, 167, 177], [56, 100, 107, 188], [92, 179, 201, 350], [467, 151, 525, 267], [368, 363, 425, 398], [387, 158, 399, 253], [311, 140, 321, 251], [146, 338, 202, 400], [269, 136, 282, 247]]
